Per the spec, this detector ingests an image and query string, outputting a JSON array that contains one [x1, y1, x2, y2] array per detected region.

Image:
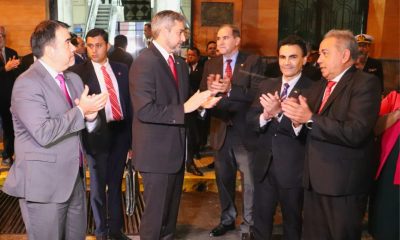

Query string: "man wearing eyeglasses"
[[70, 28, 132, 240], [0, 25, 20, 167]]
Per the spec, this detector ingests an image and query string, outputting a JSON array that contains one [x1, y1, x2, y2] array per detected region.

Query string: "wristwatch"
[[306, 119, 314, 129]]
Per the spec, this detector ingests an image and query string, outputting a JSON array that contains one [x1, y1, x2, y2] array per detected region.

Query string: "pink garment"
[[375, 91, 400, 185]]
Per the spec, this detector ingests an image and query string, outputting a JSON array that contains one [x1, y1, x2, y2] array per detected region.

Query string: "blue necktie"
[[280, 83, 290, 100]]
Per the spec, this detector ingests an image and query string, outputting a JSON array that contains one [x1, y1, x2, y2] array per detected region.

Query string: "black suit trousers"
[[303, 189, 368, 240], [140, 168, 184, 240], [253, 161, 303, 240], [0, 99, 14, 159], [87, 140, 128, 236]]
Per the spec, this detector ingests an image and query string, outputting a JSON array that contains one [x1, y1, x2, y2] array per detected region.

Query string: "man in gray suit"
[[2, 20, 108, 240]]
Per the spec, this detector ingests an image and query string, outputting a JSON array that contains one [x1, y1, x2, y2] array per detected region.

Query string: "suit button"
[[274, 134, 277, 137]]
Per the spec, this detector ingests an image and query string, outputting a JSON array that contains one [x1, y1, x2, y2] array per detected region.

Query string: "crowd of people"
[[0, 9, 398, 240]]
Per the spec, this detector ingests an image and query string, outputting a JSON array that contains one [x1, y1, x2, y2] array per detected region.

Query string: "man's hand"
[[4, 56, 20, 72], [260, 91, 281, 117], [201, 96, 222, 109], [184, 90, 212, 113], [76, 85, 109, 115], [281, 95, 312, 124], [207, 74, 231, 95]]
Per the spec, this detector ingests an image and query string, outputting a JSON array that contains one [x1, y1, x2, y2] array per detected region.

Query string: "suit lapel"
[[231, 52, 246, 83], [175, 57, 185, 101], [109, 62, 128, 115], [319, 67, 354, 114], [150, 45, 179, 94]]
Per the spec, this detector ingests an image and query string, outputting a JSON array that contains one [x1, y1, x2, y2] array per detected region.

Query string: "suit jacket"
[[304, 66, 381, 195], [19, 53, 34, 73], [199, 52, 263, 151], [74, 53, 87, 65], [130, 44, 189, 174], [188, 62, 204, 94], [363, 57, 384, 92], [0, 47, 19, 102], [3, 61, 89, 203], [109, 47, 134, 69], [248, 75, 324, 187], [69, 60, 132, 156]]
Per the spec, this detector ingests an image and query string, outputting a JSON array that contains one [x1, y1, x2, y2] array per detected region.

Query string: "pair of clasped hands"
[[75, 85, 109, 122], [261, 90, 312, 127], [184, 74, 229, 113]]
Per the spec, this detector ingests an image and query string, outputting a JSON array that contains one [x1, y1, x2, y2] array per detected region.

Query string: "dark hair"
[[188, 46, 200, 56], [278, 35, 308, 57], [144, 23, 151, 28], [114, 35, 128, 48], [207, 41, 216, 48], [70, 33, 78, 47], [31, 20, 69, 58], [86, 28, 108, 43]]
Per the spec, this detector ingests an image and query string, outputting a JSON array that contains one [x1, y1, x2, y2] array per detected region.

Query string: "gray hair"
[[151, 10, 185, 39], [324, 29, 358, 60]]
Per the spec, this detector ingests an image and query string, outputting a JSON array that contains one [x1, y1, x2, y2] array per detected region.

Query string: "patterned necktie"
[[101, 66, 123, 121], [168, 55, 178, 87], [318, 81, 337, 113], [0, 53, 4, 64], [280, 83, 290, 100], [225, 59, 232, 79], [56, 73, 73, 107]]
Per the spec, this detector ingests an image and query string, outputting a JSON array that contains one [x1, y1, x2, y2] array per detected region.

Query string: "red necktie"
[[56, 73, 73, 107], [225, 59, 232, 79], [101, 66, 123, 121], [318, 81, 337, 113], [168, 55, 178, 87]]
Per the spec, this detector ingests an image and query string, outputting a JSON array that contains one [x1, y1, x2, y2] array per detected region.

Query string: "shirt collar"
[[38, 59, 59, 79], [91, 58, 110, 70], [223, 50, 239, 63], [282, 72, 302, 86], [331, 66, 352, 83], [153, 40, 172, 62]]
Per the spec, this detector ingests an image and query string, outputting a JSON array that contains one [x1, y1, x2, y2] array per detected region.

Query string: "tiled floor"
[[0, 145, 373, 240]]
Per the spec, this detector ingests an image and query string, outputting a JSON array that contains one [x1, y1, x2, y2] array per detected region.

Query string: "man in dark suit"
[[247, 35, 323, 240], [0, 25, 20, 166], [108, 34, 133, 69], [199, 41, 217, 66], [19, 52, 35, 73], [282, 29, 381, 240], [200, 24, 262, 239], [3, 20, 108, 240], [71, 36, 87, 65], [355, 34, 384, 92], [70, 28, 132, 240], [185, 46, 204, 176], [130, 10, 217, 240]]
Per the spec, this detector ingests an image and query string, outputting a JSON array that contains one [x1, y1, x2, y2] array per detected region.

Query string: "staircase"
[[94, 4, 112, 30]]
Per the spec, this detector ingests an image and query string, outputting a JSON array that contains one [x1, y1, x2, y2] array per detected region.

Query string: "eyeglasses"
[[86, 43, 103, 49]]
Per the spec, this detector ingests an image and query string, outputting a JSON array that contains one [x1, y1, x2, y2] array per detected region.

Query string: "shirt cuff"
[[259, 114, 271, 127], [292, 123, 303, 136]]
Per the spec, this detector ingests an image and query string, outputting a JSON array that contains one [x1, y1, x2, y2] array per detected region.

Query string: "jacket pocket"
[[25, 152, 57, 163]]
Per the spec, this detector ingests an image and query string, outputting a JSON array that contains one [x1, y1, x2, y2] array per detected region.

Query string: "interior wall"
[[367, 0, 399, 59], [0, 0, 48, 56]]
